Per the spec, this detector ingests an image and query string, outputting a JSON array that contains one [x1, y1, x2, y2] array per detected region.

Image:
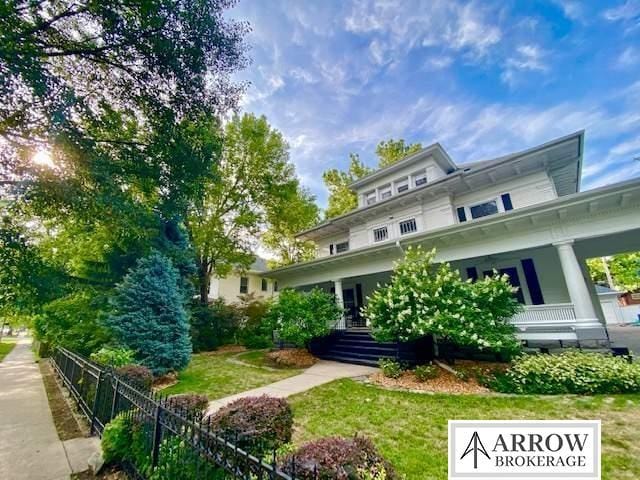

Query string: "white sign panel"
[[449, 420, 600, 479]]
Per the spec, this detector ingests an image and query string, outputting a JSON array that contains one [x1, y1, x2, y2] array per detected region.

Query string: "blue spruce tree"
[[108, 252, 191, 375]]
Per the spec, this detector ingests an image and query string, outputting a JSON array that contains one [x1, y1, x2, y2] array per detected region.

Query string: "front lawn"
[[162, 350, 302, 399], [0, 338, 17, 362], [289, 379, 640, 480]]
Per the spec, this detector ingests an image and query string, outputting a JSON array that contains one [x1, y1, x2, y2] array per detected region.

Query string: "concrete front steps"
[[315, 330, 400, 367]]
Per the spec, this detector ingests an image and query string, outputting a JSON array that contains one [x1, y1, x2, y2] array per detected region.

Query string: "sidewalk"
[[0, 337, 99, 480], [207, 359, 377, 413]]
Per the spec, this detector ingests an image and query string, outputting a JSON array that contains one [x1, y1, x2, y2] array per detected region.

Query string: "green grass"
[[162, 350, 302, 400], [0, 338, 17, 362], [289, 379, 640, 480]]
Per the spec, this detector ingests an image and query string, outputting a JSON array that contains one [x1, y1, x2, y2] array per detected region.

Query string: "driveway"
[[608, 324, 640, 357]]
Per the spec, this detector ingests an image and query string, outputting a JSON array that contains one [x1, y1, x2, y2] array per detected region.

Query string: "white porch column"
[[553, 240, 599, 321], [334, 279, 345, 329]]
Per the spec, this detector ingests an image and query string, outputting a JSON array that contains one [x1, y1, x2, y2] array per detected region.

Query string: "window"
[[414, 171, 427, 187], [329, 244, 334, 255], [395, 178, 409, 194], [261, 278, 268, 292], [274, 281, 279, 292], [470, 199, 499, 219], [456, 206, 467, 223], [365, 191, 376, 205], [379, 184, 392, 200], [335, 241, 349, 253], [373, 226, 388, 242], [399, 218, 417, 235], [240, 276, 248, 294]]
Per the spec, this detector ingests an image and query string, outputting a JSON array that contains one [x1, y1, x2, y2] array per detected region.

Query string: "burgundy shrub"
[[115, 364, 153, 389], [281, 436, 397, 480], [207, 395, 293, 456], [168, 393, 209, 413]]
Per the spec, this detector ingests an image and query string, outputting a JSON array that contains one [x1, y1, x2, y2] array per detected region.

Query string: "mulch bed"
[[368, 360, 508, 394], [266, 348, 318, 368], [152, 371, 178, 390], [39, 360, 87, 440], [71, 466, 128, 479]]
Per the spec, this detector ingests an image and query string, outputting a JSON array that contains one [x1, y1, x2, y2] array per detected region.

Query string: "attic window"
[[373, 226, 388, 242], [395, 178, 409, 193], [365, 191, 376, 205], [399, 218, 417, 235], [335, 241, 349, 253], [379, 184, 392, 200], [414, 171, 427, 187]]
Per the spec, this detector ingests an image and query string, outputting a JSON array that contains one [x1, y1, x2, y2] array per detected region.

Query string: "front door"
[[483, 267, 526, 304], [343, 287, 366, 328]]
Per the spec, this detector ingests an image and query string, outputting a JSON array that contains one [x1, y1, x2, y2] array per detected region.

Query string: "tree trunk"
[[197, 258, 211, 305]]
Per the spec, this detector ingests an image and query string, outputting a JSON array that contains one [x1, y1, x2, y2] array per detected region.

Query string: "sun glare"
[[33, 150, 55, 168]]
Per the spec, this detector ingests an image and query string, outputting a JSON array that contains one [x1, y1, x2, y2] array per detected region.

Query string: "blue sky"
[[228, 0, 640, 209]]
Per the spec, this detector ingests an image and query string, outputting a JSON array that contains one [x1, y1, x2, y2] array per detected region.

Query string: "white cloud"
[[616, 46, 640, 68], [423, 55, 454, 70], [501, 44, 549, 86], [551, 0, 584, 21], [602, 0, 640, 22]]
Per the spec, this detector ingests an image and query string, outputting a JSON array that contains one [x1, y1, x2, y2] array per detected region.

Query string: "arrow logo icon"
[[460, 431, 491, 469]]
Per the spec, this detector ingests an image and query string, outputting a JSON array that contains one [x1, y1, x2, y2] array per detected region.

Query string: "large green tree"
[[188, 113, 310, 303], [588, 253, 640, 292], [322, 139, 422, 219]]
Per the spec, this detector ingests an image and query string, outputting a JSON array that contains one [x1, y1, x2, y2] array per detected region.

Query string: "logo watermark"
[[449, 420, 600, 479]]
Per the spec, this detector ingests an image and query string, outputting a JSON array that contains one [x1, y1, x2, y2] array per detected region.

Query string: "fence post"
[[151, 404, 163, 468], [110, 377, 120, 422], [90, 370, 103, 434]]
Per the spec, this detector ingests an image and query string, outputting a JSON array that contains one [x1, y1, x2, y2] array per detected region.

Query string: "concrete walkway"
[[0, 337, 99, 480], [207, 360, 377, 413]]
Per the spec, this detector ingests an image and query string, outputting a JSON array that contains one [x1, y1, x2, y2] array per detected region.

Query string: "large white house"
[[264, 131, 640, 362]]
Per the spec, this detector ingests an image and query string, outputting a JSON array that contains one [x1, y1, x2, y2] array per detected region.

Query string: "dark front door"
[[483, 267, 525, 304], [343, 287, 366, 328]]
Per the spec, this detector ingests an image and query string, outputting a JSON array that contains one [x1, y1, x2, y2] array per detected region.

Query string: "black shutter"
[[457, 207, 467, 222], [466, 267, 478, 282], [329, 244, 334, 255], [521, 258, 544, 304], [355, 283, 363, 306], [501, 193, 513, 211]]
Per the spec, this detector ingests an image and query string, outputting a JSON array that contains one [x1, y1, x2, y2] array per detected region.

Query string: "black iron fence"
[[51, 348, 300, 479]]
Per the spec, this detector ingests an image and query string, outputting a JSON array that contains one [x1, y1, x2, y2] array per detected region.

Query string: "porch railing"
[[510, 303, 577, 326]]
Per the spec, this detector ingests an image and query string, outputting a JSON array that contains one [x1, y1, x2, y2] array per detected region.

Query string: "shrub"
[[101, 415, 132, 464], [491, 351, 640, 395], [90, 346, 135, 367], [116, 364, 154, 389], [190, 299, 241, 352], [266, 348, 318, 368], [265, 288, 341, 348], [107, 252, 191, 375], [280, 436, 397, 480], [236, 294, 273, 349], [362, 246, 521, 355], [168, 393, 209, 413], [207, 395, 293, 457], [378, 358, 404, 379], [414, 364, 438, 382]]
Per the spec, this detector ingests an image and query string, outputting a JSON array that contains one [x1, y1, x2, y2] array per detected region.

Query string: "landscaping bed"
[[0, 337, 17, 362], [369, 366, 490, 394]]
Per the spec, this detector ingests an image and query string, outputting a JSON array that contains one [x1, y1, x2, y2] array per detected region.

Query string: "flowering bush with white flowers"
[[362, 246, 522, 355]]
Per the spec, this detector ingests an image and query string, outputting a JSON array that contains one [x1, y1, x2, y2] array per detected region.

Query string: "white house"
[[595, 285, 624, 325], [264, 131, 640, 362], [209, 257, 278, 303]]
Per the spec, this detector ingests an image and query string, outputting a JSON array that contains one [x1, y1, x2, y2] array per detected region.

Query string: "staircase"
[[316, 329, 399, 367]]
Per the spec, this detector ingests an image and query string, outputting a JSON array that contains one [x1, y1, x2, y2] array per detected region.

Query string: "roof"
[[298, 131, 583, 240], [248, 257, 269, 273]]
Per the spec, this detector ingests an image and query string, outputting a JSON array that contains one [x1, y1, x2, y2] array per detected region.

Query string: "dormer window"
[[379, 184, 392, 200], [414, 170, 427, 187], [395, 177, 409, 194], [365, 191, 377, 205]]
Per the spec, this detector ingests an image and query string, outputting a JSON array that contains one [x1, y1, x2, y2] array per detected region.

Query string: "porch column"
[[553, 240, 599, 321], [334, 279, 345, 329]]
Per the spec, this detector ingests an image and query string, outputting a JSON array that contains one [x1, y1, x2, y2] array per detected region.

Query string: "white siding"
[[316, 233, 350, 258], [455, 171, 556, 212]]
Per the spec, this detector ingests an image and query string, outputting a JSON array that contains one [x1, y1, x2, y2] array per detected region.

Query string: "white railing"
[[510, 303, 578, 341], [511, 303, 577, 326]]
